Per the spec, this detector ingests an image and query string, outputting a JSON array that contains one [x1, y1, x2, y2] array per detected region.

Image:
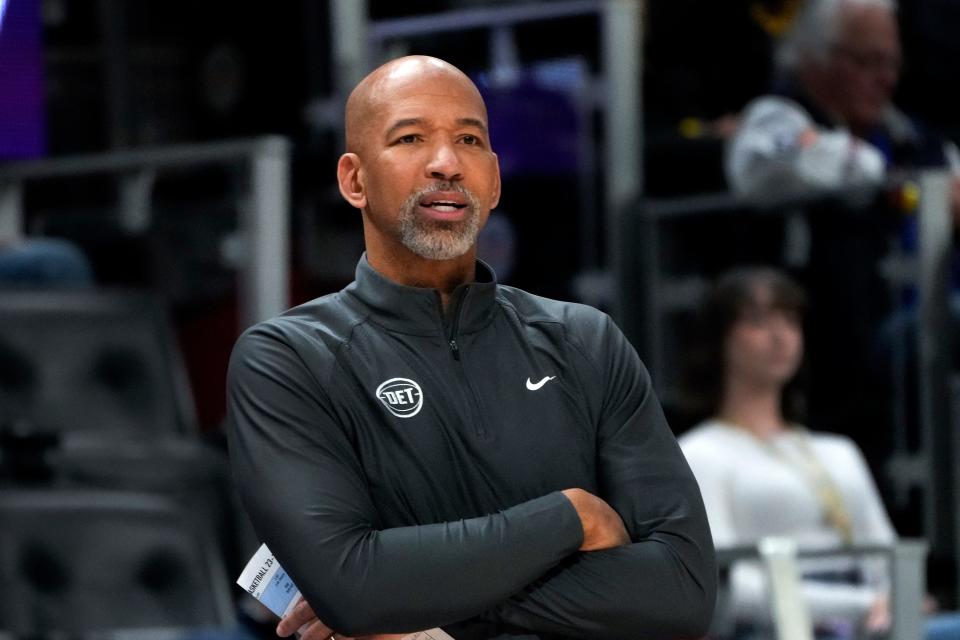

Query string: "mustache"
[[404, 182, 482, 215], [415, 182, 473, 197]]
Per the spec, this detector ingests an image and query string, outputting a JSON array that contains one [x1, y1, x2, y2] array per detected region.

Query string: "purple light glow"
[[0, 0, 46, 159]]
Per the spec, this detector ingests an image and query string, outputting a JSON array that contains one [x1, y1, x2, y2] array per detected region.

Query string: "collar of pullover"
[[345, 254, 499, 337]]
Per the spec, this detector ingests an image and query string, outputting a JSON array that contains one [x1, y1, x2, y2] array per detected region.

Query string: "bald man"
[[227, 56, 715, 640]]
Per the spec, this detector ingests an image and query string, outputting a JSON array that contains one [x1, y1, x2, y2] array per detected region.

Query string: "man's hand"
[[277, 597, 341, 640], [561, 488, 630, 551], [275, 596, 410, 640]]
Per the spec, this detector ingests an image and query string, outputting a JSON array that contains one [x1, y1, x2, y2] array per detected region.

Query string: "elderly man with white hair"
[[727, 0, 960, 210]]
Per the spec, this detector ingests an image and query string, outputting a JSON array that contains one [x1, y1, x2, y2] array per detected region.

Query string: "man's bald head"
[[344, 56, 488, 154]]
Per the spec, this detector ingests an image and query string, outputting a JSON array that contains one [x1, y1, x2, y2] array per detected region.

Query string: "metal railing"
[[716, 538, 928, 640], [0, 136, 291, 329]]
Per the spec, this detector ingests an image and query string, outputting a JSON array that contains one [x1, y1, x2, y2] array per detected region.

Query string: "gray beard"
[[397, 185, 482, 260]]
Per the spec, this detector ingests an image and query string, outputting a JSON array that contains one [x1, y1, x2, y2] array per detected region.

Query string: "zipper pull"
[[449, 339, 460, 360]]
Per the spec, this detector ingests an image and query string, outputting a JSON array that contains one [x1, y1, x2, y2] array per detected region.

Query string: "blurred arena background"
[[1, 0, 959, 637]]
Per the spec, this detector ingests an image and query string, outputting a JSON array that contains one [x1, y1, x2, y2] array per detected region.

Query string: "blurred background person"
[[679, 266, 960, 639], [722, 0, 960, 457], [727, 0, 960, 211]]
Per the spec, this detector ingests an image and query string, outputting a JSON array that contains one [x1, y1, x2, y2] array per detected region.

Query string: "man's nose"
[[425, 141, 463, 181], [878, 67, 898, 93]]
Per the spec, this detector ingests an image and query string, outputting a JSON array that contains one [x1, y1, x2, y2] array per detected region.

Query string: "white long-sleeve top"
[[726, 96, 887, 208], [726, 95, 960, 209], [679, 419, 897, 627]]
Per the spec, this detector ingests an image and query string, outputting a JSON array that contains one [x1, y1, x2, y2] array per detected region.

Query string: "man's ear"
[[337, 153, 366, 209], [490, 152, 502, 210]]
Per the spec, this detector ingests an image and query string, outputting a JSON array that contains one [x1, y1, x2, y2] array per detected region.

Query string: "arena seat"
[[0, 290, 197, 439], [0, 488, 236, 634]]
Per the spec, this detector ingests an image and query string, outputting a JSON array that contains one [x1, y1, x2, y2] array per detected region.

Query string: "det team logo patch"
[[375, 377, 423, 418]]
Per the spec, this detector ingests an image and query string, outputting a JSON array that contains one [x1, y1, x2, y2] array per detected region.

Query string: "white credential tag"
[[237, 543, 455, 639], [237, 543, 302, 618]]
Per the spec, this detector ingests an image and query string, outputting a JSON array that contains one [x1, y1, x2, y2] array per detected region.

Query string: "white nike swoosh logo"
[[526, 376, 556, 391]]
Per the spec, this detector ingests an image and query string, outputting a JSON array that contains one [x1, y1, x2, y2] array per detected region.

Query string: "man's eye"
[[461, 135, 478, 145], [397, 134, 419, 144]]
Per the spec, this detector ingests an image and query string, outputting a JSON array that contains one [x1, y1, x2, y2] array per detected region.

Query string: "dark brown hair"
[[682, 266, 808, 424]]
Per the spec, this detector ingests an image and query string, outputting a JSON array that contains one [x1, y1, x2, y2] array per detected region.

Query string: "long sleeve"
[[843, 439, 896, 592], [726, 96, 886, 207], [481, 315, 717, 639], [227, 326, 584, 637]]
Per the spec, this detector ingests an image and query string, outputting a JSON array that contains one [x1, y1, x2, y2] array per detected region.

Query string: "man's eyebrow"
[[457, 117, 488, 134], [384, 117, 489, 140], [385, 118, 424, 140]]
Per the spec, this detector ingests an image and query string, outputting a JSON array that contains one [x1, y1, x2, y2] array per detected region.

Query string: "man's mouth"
[[423, 202, 465, 212], [419, 192, 468, 213]]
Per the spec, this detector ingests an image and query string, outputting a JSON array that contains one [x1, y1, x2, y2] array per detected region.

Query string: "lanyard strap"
[[720, 419, 856, 544], [759, 428, 854, 544]]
